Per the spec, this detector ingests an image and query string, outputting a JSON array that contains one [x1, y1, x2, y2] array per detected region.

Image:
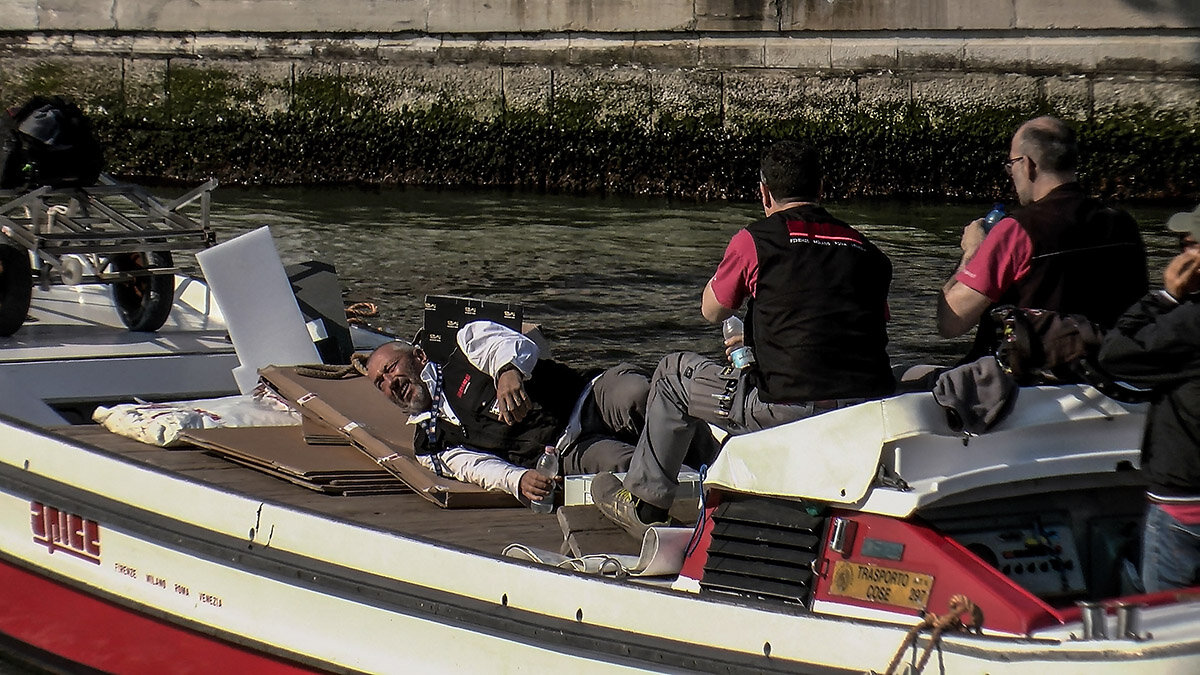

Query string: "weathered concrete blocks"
[[897, 39, 966, 72], [37, 0, 115, 30], [1013, 0, 1193, 29], [126, 35, 194, 58], [699, 36, 765, 69], [68, 34, 136, 57], [629, 36, 699, 69], [566, 36, 636, 67], [695, 0, 779, 31], [786, 1, 1014, 31], [0, 0, 39, 31], [378, 37, 440, 65], [438, 36, 504, 66], [111, 0, 425, 33], [565, 35, 698, 68], [831, 39, 900, 71], [1153, 37, 1200, 75], [501, 36, 571, 67], [963, 38, 1031, 73], [427, 0, 693, 33], [1029, 38, 1107, 74], [764, 37, 832, 69]]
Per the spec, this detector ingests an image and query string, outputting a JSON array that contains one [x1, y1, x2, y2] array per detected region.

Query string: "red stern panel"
[[812, 510, 1061, 635]]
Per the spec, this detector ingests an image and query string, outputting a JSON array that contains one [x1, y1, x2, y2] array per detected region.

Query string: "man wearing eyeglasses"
[[937, 116, 1148, 359]]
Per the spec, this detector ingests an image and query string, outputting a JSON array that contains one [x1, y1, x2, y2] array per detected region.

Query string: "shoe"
[[590, 471, 668, 541]]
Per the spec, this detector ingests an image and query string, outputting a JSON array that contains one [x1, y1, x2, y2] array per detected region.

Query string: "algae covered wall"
[[0, 1, 1198, 201]]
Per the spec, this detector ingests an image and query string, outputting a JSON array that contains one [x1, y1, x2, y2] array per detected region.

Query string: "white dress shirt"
[[410, 320, 563, 499]]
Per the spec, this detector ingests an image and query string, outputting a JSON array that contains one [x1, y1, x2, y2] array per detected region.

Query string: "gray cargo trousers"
[[623, 351, 853, 510], [559, 362, 651, 475]]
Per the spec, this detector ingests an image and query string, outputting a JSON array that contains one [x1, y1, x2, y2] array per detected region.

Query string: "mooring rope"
[[292, 352, 370, 379], [291, 301, 382, 378], [345, 301, 379, 326], [880, 594, 983, 675]]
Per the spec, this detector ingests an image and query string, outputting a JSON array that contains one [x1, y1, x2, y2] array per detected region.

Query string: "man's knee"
[[595, 363, 651, 418], [651, 351, 706, 387]]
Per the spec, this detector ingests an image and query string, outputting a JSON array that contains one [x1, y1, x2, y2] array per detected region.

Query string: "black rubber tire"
[[110, 250, 175, 332], [0, 241, 32, 337]]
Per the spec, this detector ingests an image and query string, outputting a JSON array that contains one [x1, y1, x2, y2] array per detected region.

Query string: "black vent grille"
[[699, 497, 827, 606]]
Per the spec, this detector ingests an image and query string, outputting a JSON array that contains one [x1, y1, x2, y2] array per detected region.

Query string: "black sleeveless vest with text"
[[745, 204, 895, 404], [413, 350, 588, 468]]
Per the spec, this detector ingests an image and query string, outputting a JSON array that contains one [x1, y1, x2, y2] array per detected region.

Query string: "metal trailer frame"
[[0, 174, 216, 289]]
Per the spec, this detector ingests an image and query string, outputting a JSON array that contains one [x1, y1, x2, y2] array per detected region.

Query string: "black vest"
[[745, 205, 895, 404], [970, 183, 1148, 358], [413, 350, 588, 468]]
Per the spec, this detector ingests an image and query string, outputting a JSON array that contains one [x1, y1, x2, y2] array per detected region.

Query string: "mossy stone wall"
[[1, 27, 1197, 200]]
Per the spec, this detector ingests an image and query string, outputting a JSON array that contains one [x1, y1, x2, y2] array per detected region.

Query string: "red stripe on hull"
[[0, 559, 313, 674]]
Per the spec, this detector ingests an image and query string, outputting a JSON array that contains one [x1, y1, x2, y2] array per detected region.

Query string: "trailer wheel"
[[0, 241, 32, 337], [111, 251, 175, 332]]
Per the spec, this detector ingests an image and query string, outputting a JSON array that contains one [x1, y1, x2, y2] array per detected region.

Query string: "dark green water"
[[202, 186, 1183, 372]]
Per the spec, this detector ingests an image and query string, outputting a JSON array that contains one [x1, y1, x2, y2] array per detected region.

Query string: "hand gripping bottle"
[[530, 446, 559, 514], [982, 203, 1006, 234], [722, 316, 756, 369]]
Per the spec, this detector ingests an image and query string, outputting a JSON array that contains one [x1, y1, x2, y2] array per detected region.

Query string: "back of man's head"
[[1016, 116, 1078, 175], [760, 141, 822, 203]]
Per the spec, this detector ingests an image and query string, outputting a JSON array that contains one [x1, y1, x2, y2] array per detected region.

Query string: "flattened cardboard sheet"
[[180, 425, 409, 496], [259, 365, 519, 509], [215, 454, 409, 496], [300, 414, 348, 446]]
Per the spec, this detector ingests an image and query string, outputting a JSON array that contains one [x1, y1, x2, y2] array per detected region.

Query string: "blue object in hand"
[[982, 203, 1006, 234]]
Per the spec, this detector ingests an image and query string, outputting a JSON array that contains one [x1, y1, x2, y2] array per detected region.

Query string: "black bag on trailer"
[[0, 96, 104, 189]]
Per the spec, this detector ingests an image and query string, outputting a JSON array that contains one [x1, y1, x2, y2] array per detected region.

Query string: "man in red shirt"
[[592, 141, 894, 539], [938, 116, 1147, 359]]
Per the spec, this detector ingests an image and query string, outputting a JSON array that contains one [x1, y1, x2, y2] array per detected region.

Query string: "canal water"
[[202, 186, 1183, 372]]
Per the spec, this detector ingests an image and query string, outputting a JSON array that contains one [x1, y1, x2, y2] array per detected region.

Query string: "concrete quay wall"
[[0, 1, 1197, 199], [3, 0, 1200, 33]]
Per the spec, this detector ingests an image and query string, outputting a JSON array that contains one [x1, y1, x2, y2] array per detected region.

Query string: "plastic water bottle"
[[982, 202, 1006, 234], [530, 446, 558, 514], [722, 316, 756, 369]]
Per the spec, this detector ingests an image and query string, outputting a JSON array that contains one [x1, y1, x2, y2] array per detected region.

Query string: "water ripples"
[[201, 186, 1181, 372]]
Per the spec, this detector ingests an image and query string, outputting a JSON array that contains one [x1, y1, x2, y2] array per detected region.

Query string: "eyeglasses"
[[1002, 156, 1026, 174]]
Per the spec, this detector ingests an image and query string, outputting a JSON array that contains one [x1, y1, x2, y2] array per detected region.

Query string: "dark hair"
[[1018, 117, 1078, 173], [759, 141, 821, 202]]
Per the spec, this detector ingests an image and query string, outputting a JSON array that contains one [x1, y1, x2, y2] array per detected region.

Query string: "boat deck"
[[52, 425, 570, 558]]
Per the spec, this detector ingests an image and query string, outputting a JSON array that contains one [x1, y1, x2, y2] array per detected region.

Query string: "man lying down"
[[365, 321, 649, 505]]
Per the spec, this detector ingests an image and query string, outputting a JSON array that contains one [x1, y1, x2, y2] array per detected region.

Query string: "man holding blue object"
[[937, 116, 1148, 359], [592, 141, 895, 539]]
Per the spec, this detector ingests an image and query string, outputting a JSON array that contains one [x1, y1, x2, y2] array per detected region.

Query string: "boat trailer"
[[0, 175, 217, 336]]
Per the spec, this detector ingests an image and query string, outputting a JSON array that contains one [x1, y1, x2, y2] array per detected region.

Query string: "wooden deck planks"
[[50, 425, 567, 556]]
